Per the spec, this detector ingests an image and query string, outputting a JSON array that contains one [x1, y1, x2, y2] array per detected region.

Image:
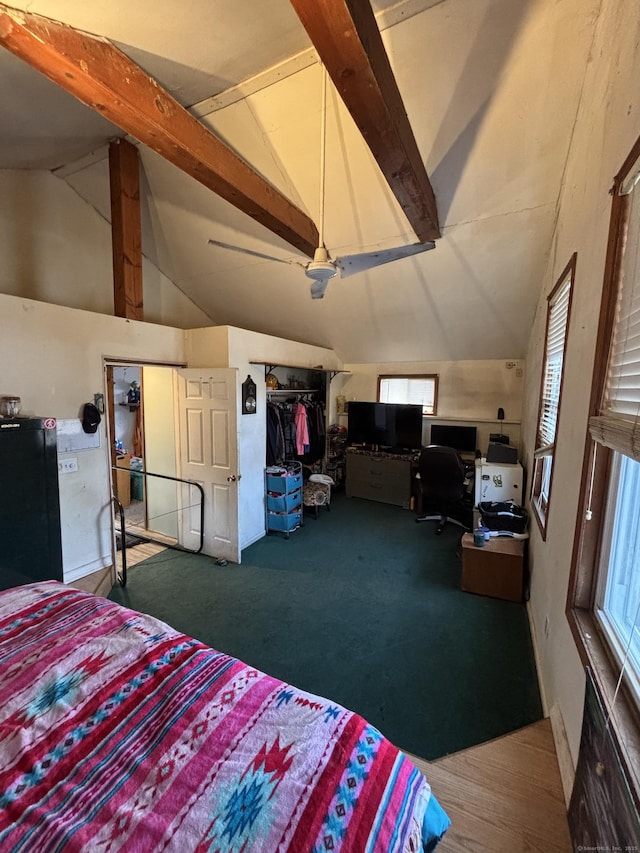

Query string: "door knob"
[[227, 474, 241, 482]]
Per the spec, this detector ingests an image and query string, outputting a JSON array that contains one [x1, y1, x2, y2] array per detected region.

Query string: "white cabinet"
[[474, 459, 524, 505]]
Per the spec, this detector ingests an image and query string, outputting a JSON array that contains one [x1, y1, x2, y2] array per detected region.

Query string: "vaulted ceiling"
[[0, 0, 599, 362]]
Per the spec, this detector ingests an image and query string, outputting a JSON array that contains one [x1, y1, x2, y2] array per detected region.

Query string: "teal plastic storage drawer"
[[265, 461, 304, 539], [267, 488, 302, 512], [267, 510, 302, 532], [266, 473, 302, 493]]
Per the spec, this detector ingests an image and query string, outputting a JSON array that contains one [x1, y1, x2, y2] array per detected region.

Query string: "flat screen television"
[[347, 402, 423, 451], [429, 424, 477, 453]]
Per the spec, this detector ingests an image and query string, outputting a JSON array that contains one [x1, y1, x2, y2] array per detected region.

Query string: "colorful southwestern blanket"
[[0, 582, 449, 852]]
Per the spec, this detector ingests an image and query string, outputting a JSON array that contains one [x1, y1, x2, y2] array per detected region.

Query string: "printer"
[[486, 442, 518, 464]]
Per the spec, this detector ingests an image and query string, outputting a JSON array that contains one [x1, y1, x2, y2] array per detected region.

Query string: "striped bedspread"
[[0, 582, 449, 852]]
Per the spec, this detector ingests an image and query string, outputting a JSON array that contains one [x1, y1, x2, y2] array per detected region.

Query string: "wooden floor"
[[412, 719, 572, 852], [116, 540, 166, 571]]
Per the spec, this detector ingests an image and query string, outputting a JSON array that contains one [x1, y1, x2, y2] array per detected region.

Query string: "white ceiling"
[[0, 0, 599, 362]]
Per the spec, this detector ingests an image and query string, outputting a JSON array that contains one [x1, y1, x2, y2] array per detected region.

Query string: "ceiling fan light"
[[310, 280, 329, 299]]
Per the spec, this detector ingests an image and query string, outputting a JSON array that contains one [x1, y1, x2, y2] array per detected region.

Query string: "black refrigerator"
[[0, 417, 63, 589]]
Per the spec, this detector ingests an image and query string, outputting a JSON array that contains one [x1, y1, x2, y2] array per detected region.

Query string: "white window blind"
[[590, 161, 640, 461], [378, 376, 436, 415], [538, 279, 571, 449]]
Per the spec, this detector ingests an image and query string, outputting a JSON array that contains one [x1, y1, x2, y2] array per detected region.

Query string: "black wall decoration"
[[242, 374, 257, 415]]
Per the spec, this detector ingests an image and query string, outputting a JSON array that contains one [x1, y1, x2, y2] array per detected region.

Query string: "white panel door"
[[176, 368, 240, 563]]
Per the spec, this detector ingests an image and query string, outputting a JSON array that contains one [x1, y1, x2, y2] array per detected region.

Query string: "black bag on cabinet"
[[478, 500, 528, 533]]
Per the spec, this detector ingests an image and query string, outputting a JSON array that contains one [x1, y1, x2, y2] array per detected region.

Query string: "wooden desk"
[[460, 532, 524, 602]]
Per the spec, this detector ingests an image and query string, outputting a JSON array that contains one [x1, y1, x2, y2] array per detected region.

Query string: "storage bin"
[[266, 472, 302, 493], [265, 461, 303, 538], [266, 488, 302, 512], [130, 471, 144, 502], [129, 456, 144, 502], [266, 510, 302, 532]]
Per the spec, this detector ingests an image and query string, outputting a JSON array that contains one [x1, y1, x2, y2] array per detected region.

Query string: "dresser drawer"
[[346, 453, 412, 508], [266, 510, 303, 532], [266, 488, 302, 512]]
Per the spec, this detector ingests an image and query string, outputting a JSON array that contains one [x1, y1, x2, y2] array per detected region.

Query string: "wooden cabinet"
[[114, 454, 131, 507], [346, 451, 412, 508], [460, 532, 524, 602]]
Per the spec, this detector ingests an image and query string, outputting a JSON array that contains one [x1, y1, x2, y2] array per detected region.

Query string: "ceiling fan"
[[208, 65, 436, 299]]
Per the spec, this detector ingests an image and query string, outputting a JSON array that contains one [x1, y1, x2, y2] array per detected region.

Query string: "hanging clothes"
[[295, 402, 310, 455], [266, 402, 285, 467], [266, 396, 327, 466]]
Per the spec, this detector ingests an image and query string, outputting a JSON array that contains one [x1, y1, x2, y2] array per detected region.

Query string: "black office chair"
[[415, 445, 471, 535]]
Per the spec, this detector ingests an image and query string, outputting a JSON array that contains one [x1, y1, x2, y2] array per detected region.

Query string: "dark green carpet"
[[109, 493, 542, 760]]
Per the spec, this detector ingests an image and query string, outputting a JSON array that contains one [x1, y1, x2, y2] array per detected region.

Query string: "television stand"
[[345, 447, 419, 509]]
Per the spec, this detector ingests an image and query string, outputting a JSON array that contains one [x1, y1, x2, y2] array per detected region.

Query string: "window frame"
[[593, 452, 640, 704], [531, 254, 576, 539], [567, 136, 640, 804], [377, 374, 439, 416]]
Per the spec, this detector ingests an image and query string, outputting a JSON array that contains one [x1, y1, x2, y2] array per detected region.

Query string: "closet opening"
[[106, 362, 181, 573], [111, 364, 145, 537]]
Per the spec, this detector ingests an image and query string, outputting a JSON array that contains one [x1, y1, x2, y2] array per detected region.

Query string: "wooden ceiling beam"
[[110, 139, 143, 321], [0, 3, 319, 258], [289, 0, 440, 242]]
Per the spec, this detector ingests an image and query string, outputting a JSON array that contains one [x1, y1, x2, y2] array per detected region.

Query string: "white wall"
[[337, 359, 524, 452], [186, 325, 341, 552], [520, 0, 640, 791], [0, 293, 185, 581], [0, 169, 212, 330]]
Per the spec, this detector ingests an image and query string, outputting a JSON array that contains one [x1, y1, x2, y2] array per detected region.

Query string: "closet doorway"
[[106, 363, 179, 557], [106, 363, 241, 567]]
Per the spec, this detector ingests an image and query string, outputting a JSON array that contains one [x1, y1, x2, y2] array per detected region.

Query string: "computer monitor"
[[429, 424, 477, 454]]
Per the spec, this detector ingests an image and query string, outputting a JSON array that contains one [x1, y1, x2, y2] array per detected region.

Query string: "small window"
[[378, 375, 438, 416], [531, 255, 575, 537]]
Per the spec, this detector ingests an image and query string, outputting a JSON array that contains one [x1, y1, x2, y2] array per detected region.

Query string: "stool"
[[303, 480, 331, 519]]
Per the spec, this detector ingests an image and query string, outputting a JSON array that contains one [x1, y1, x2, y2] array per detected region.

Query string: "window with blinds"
[[378, 374, 438, 415], [589, 159, 640, 459], [587, 154, 640, 705], [532, 255, 575, 536], [568, 137, 640, 800]]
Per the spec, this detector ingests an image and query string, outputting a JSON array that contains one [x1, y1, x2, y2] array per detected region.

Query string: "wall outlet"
[[59, 458, 78, 474]]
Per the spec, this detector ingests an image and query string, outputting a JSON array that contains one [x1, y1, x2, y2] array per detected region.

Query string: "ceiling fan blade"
[[335, 241, 436, 278], [208, 238, 304, 267]]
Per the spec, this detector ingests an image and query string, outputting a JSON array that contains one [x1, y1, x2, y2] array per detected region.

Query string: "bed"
[[0, 581, 449, 852]]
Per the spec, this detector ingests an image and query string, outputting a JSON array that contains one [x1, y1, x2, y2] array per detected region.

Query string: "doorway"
[[106, 362, 241, 572], [107, 363, 180, 567], [110, 365, 146, 538]]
